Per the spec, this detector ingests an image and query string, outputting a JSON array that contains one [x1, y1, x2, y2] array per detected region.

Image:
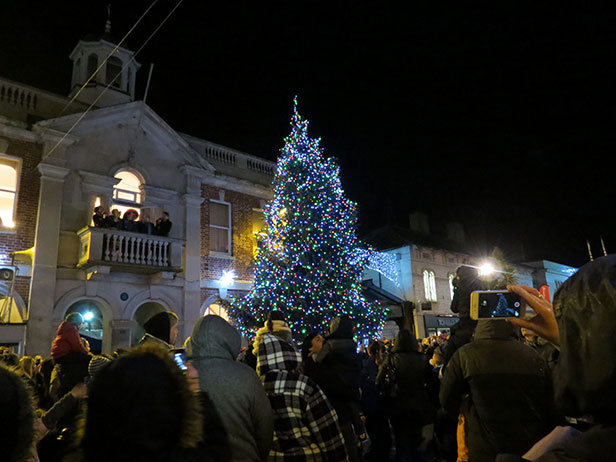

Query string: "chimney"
[[446, 222, 465, 244], [409, 212, 430, 235]]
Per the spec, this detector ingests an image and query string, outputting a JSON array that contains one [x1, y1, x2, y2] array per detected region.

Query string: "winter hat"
[[143, 311, 178, 344], [88, 355, 111, 378], [0, 364, 35, 462], [65, 312, 84, 326], [326, 316, 355, 340]]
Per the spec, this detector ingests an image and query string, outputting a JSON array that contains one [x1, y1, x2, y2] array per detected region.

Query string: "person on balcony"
[[92, 206, 107, 228], [105, 209, 121, 229], [121, 209, 139, 233], [155, 211, 172, 237]]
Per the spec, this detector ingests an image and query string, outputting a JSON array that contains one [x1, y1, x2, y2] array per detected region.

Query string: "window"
[[112, 170, 142, 218], [0, 156, 20, 228], [251, 208, 266, 252], [422, 252, 432, 261], [210, 200, 231, 254], [87, 54, 98, 80], [448, 273, 455, 300], [106, 56, 123, 88], [423, 269, 437, 302]]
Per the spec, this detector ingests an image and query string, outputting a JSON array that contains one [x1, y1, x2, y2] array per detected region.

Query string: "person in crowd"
[[105, 208, 121, 228], [308, 316, 363, 462], [139, 310, 179, 349], [92, 206, 106, 228], [361, 341, 391, 461], [440, 265, 481, 367], [155, 211, 173, 236], [121, 209, 139, 232], [38, 357, 55, 410], [300, 332, 320, 376], [253, 310, 293, 355], [188, 314, 274, 461], [0, 363, 35, 462], [64, 344, 211, 462], [496, 255, 616, 460], [440, 318, 554, 462], [376, 329, 437, 462], [520, 324, 559, 373], [19, 355, 35, 380], [255, 332, 349, 461], [50, 312, 91, 400], [1, 350, 20, 366]]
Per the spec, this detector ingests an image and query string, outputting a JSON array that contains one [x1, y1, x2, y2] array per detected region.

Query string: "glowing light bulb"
[[219, 270, 236, 288], [478, 262, 496, 276], [83, 311, 94, 321]]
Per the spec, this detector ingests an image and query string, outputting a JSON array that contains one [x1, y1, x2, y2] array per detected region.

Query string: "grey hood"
[[473, 319, 517, 341], [189, 315, 241, 361]]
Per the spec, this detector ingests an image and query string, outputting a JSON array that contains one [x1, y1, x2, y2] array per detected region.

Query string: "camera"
[[470, 290, 523, 320]]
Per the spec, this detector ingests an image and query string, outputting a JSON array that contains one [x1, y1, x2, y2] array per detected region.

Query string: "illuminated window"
[[0, 155, 20, 228], [423, 269, 437, 302], [106, 56, 122, 88], [252, 208, 266, 252], [204, 303, 229, 321], [112, 170, 142, 218], [448, 273, 455, 300], [210, 200, 231, 254]]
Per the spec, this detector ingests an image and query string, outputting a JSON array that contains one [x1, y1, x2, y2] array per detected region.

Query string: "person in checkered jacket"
[[256, 333, 349, 461]]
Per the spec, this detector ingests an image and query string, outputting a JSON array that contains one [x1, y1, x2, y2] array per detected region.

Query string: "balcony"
[[77, 227, 183, 274]]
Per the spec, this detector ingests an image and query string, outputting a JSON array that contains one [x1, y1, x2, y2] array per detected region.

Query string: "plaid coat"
[[256, 334, 349, 461]]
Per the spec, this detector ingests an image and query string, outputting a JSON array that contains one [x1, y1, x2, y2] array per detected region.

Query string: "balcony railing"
[[77, 227, 182, 273]]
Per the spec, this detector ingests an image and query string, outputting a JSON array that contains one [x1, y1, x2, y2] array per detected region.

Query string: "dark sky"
[[1, 1, 614, 267]]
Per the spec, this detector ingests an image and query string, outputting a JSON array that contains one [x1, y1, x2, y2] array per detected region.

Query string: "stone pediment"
[[35, 101, 215, 173]]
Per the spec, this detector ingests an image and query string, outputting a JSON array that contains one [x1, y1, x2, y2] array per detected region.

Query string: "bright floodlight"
[[83, 311, 94, 321], [219, 270, 236, 288], [478, 262, 496, 276]]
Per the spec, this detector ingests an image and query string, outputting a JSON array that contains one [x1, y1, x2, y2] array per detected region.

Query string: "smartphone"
[[470, 290, 523, 320], [172, 350, 188, 371]]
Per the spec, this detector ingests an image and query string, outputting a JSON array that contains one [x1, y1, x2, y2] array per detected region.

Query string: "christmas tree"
[[226, 98, 387, 342]]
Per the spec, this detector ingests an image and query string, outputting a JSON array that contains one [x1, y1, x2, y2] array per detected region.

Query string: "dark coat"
[[440, 320, 553, 462], [376, 330, 436, 421], [310, 338, 362, 425], [440, 316, 477, 367]]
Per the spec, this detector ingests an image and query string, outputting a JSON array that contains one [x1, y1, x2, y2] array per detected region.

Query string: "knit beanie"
[[88, 355, 111, 378]]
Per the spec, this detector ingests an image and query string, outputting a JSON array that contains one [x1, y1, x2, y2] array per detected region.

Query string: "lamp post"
[[218, 270, 236, 299]]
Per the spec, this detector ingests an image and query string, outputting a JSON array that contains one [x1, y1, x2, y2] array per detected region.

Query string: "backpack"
[[378, 355, 399, 399]]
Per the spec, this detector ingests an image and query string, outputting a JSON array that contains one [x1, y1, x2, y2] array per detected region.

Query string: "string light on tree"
[[226, 97, 388, 342]]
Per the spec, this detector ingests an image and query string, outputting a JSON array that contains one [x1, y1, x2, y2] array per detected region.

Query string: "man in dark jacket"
[[440, 319, 553, 462], [309, 316, 363, 462]]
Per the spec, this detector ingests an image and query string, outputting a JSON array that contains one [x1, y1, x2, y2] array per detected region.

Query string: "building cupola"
[[68, 6, 140, 107]]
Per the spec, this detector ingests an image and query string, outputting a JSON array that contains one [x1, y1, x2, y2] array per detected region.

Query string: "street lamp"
[[218, 270, 236, 299], [478, 262, 496, 277]]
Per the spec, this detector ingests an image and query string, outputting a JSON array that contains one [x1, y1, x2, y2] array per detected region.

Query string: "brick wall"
[[0, 136, 42, 304], [200, 185, 262, 281]]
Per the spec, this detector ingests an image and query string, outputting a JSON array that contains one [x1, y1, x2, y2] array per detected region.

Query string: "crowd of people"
[[2, 255, 616, 461], [92, 206, 172, 236]]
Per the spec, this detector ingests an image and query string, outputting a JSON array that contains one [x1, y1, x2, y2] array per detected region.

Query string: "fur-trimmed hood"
[[252, 320, 293, 355], [67, 344, 203, 462]]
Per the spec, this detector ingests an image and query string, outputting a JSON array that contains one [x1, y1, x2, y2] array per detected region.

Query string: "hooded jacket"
[[497, 255, 616, 462], [0, 364, 35, 462], [51, 321, 89, 359], [256, 334, 348, 461], [440, 320, 553, 462], [190, 315, 274, 461]]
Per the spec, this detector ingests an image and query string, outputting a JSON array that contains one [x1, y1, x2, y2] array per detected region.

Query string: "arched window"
[[87, 54, 98, 80], [423, 269, 437, 302], [112, 170, 143, 218], [106, 56, 122, 88], [0, 156, 20, 228], [448, 273, 455, 300]]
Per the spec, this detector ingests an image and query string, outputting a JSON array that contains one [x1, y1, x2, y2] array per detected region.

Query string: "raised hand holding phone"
[[506, 284, 560, 346]]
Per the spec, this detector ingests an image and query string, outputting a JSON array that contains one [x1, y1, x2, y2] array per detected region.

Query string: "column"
[[26, 163, 69, 355], [182, 193, 204, 339]]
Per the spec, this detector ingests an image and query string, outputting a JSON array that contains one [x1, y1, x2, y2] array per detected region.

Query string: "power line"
[[44, 0, 184, 160], [57, 0, 160, 120]]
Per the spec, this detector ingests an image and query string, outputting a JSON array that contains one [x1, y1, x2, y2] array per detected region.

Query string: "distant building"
[[363, 214, 573, 338], [0, 21, 275, 354]]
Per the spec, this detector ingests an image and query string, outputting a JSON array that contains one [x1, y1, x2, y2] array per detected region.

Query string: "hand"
[[507, 284, 560, 346], [186, 361, 200, 394], [70, 382, 88, 399]]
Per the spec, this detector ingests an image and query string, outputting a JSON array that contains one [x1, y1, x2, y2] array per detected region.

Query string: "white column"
[[26, 163, 69, 355], [182, 194, 204, 340]]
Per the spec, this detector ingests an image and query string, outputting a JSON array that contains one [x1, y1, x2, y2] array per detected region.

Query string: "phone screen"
[[173, 352, 187, 371], [477, 291, 522, 318]]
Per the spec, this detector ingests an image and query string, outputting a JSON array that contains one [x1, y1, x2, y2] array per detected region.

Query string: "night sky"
[[1, 1, 613, 268]]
